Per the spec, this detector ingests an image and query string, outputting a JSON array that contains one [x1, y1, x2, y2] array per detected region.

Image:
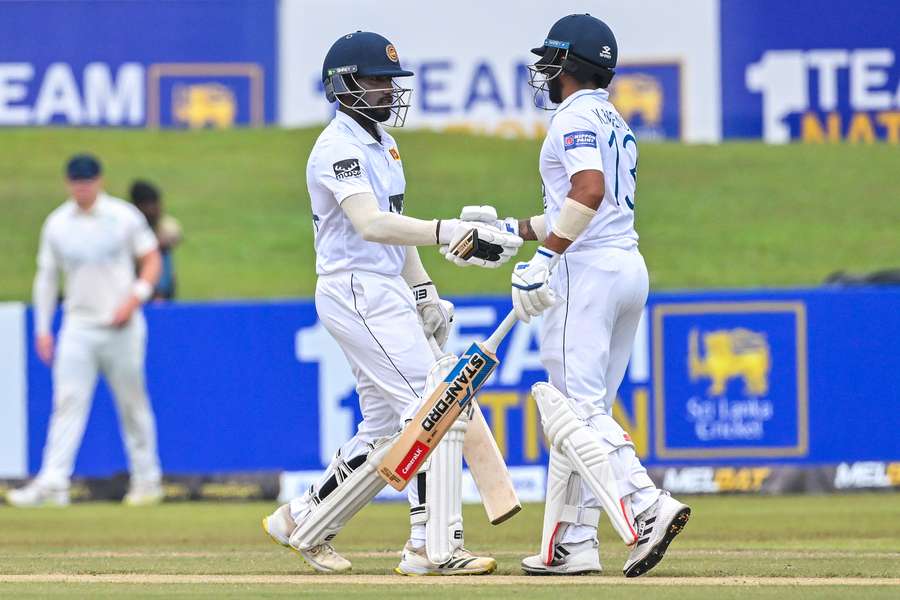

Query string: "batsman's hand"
[[412, 282, 454, 349], [511, 247, 560, 323], [440, 221, 522, 268], [36, 333, 54, 365], [458, 205, 519, 236]]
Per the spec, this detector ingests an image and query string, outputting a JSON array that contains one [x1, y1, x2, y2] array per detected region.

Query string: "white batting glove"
[[511, 247, 559, 323], [439, 221, 523, 268], [412, 282, 454, 349], [459, 205, 518, 236]]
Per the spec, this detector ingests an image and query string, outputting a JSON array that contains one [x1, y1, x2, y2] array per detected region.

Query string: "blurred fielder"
[[7, 154, 164, 508], [462, 14, 691, 577], [261, 31, 521, 575]]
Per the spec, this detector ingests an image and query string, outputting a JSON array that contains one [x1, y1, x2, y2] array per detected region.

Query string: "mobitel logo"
[[746, 48, 900, 143]]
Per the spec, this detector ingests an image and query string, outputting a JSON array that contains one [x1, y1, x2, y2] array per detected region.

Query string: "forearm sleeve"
[[401, 246, 431, 287], [342, 192, 439, 246], [33, 266, 58, 335]]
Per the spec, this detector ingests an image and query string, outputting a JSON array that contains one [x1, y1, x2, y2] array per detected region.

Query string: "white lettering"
[[33, 63, 82, 124], [850, 49, 894, 110], [84, 62, 144, 125], [806, 50, 848, 110], [0, 63, 33, 125]]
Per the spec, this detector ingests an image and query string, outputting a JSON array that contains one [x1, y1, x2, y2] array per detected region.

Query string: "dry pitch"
[[1, 492, 898, 598]]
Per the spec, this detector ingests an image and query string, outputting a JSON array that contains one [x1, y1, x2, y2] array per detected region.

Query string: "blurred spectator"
[[129, 180, 183, 300]]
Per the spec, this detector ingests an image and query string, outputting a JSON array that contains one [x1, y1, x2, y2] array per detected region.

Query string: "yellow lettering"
[[876, 111, 900, 143], [524, 392, 544, 461], [613, 387, 650, 457], [751, 467, 772, 489], [802, 111, 842, 143], [847, 113, 876, 143], [477, 392, 519, 457]]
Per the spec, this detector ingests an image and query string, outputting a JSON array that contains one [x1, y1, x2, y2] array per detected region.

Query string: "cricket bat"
[[425, 336, 521, 525], [378, 310, 518, 491]]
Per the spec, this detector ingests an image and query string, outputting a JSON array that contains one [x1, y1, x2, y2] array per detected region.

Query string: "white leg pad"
[[289, 435, 393, 550], [533, 382, 638, 546], [540, 447, 602, 565], [418, 417, 467, 565]]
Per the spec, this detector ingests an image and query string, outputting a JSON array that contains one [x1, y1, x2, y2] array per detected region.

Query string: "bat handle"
[[482, 310, 518, 354]]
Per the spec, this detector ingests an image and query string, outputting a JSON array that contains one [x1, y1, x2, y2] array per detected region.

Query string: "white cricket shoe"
[[5, 481, 70, 508], [123, 482, 164, 506], [261, 504, 352, 573], [261, 503, 295, 548], [623, 491, 691, 577], [396, 541, 497, 576], [521, 538, 602, 575]]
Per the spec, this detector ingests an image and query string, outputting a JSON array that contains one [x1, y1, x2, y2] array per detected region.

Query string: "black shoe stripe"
[[644, 517, 656, 525]]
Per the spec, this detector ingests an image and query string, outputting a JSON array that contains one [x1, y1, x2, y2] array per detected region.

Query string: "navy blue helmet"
[[322, 31, 414, 127], [528, 14, 618, 107]]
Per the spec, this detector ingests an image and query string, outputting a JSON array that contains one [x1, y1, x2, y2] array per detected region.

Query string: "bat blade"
[[378, 341, 499, 490]]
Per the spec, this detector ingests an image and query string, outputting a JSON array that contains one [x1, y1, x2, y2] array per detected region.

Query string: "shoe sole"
[[522, 566, 600, 576], [395, 561, 497, 576], [624, 506, 691, 578]]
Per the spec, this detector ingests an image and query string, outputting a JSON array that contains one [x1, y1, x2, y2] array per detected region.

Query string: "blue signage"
[[721, 0, 900, 142], [0, 0, 276, 128], [23, 288, 900, 478]]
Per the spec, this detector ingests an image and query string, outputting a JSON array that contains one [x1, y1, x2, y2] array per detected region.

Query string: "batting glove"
[[412, 282, 454, 350], [440, 221, 523, 268], [458, 205, 519, 236], [511, 247, 559, 323]]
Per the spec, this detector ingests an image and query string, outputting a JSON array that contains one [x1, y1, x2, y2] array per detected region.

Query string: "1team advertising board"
[[721, 0, 900, 143], [0, 1, 276, 128]]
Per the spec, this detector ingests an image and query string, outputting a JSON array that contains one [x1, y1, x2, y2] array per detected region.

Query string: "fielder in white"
[[7, 154, 164, 508], [260, 31, 521, 575], [463, 14, 691, 577]]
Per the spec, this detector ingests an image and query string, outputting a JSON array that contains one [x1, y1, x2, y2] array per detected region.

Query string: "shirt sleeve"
[[551, 110, 605, 179], [33, 220, 59, 335], [315, 139, 374, 203], [127, 205, 159, 258]]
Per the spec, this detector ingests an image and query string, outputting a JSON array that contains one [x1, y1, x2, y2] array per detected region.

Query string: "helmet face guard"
[[527, 39, 570, 110], [326, 66, 412, 128]]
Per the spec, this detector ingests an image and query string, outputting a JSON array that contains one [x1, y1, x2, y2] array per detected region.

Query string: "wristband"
[[132, 279, 153, 303]]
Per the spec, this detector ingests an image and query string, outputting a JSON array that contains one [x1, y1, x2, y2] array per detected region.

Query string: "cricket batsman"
[[460, 14, 691, 577], [261, 31, 522, 575]]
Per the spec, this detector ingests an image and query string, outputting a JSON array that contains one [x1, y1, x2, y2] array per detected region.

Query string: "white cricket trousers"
[[540, 246, 659, 543], [292, 272, 434, 537], [36, 312, 161, 489]]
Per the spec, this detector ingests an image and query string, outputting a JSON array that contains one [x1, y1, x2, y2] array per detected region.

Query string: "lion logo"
[[688, 328, 771, 396], [173, 83, 236, 129], [610, 74, 663, 127]]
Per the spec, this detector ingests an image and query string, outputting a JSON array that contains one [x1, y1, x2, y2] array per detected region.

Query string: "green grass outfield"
[[1, 493, 898, 598], [1, 129, 897, 301]]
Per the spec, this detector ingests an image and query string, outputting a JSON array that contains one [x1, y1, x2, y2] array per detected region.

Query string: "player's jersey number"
[[607, 131, 638, 210]]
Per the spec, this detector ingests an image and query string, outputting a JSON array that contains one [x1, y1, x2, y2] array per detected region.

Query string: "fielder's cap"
[[66, 154, 102, 180]]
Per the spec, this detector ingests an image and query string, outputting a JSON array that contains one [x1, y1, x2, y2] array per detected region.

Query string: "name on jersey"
[[563, 130, 597, 150], [332, 158, 361, 180]]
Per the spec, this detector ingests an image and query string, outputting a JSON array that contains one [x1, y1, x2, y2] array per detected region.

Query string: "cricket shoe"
[[261, 504, 352, 573], [123, 482, 164, 506], [5, 481, 70, 507], [395, 541, 497, 576], [521, 538, 601, 575], [623, 491, 691, 577]]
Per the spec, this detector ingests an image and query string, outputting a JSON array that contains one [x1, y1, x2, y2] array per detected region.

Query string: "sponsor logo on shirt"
[[563, 130, 597, 150], [332, 158, 361, 180]]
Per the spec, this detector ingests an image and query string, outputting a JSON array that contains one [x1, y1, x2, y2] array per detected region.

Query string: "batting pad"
[[533, 383, 638, 546]]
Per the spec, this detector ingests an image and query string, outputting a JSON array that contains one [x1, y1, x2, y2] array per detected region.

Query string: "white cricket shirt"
[[539, 88, 639, 251], [35, 193, 158, 331], [307, 111, 407, 276]]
